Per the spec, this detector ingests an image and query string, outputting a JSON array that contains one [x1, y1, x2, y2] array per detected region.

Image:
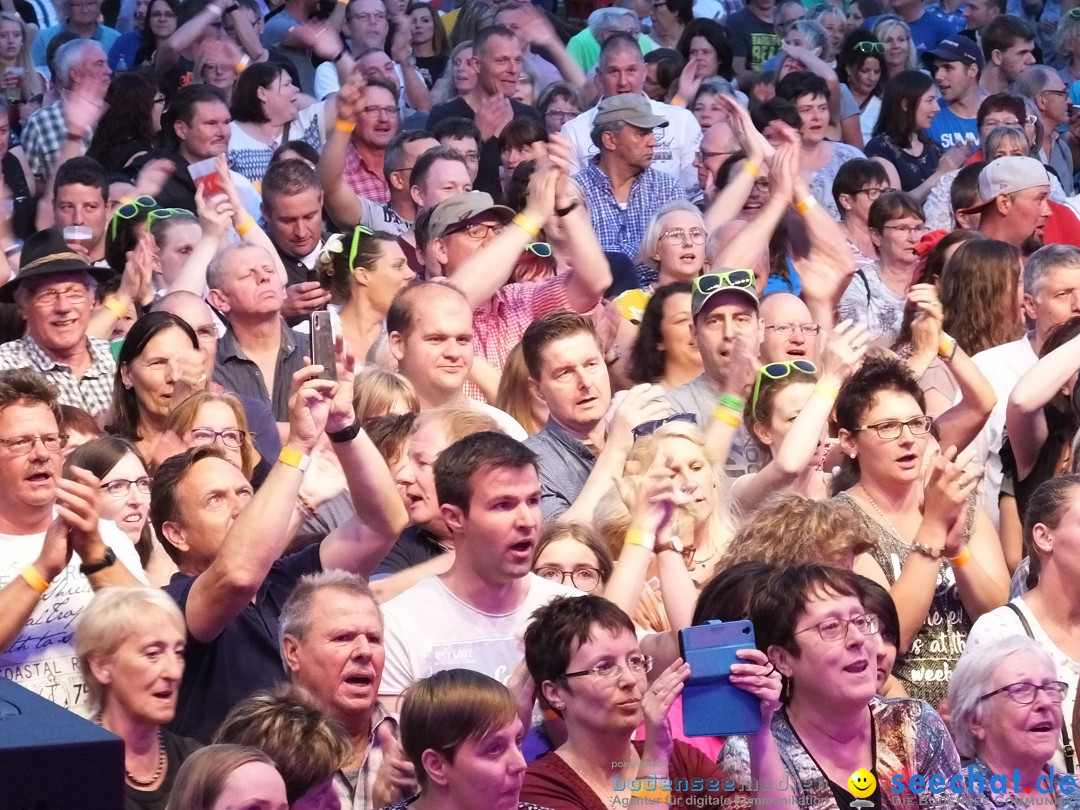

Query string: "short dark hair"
[[231, 61, 287, 124], [271, 139, 320, 167], [262, 158, 321, 211], [410, 145, 467, 193], [524, 595, 636, 701], [836, 31, 884, 91], [775, 70, 830, 104], [472, 24, 516, 56], [171, 83, 228, 127], [660, 0, 693, 23], [951, 160, 987, 218], [834, 354, 926, 438], [431, 117, 482, 146], [0, 368, 61, 424], [54, 156, 108, 200], [857, 576, 899, 647], [692, 561, 775, 625], [867, 190, 924, 231], [832, 158, 889, 213], [981, 14, 1035, 60], [751, 97, 801, 131], [150, 445, 228, 561], [642, 47, 684, 97], [521, 311, 602, 380], [364, 411, 418, 463], [433, 431, 537, 514], [384, 129, 435, 184], [498, 117, 548, 154], [976, 92, 1026, 130]]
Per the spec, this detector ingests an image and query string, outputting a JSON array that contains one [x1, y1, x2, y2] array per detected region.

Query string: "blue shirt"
[[573, 162, 685, 259], [924, 1, 967, 33], [927, 99, 980, 148], [864, 11, 956, 55], [31, 22, 120, 66]]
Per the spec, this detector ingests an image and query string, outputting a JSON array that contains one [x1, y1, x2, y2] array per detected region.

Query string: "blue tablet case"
[[678, 620, 763, 737]]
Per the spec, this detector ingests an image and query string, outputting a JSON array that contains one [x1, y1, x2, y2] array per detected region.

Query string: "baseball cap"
[[921, 37, 984, 70], [958, 155, 1050, 213], [690, 269, 760, 318], [593, 93, 669, 130], [427, 191, 515, 240]]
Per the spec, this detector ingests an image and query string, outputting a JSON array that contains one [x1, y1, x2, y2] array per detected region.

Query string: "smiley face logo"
[[848, 769, 876, 799]]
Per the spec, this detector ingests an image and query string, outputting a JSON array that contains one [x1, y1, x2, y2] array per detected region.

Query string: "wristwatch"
[[80, 546, 117, 576], [327, 421, 362, 444]]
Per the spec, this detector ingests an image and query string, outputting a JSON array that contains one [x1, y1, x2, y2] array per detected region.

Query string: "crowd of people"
[[1, 0, 1080, 805]]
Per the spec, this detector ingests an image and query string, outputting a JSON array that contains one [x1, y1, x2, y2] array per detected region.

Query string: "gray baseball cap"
[[428, 191, 515, 240], [593, 93, 669, 130]]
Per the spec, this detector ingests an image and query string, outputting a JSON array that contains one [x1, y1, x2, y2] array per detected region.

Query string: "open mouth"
[[25, 470, 52, 483], [843, 660, 869, 674], [508, 539, 533, 555], [896, 452, 918, 466], [1030, 720, 1055, 732], [786, 347, 806, 356], [344, 673, 374, 689]]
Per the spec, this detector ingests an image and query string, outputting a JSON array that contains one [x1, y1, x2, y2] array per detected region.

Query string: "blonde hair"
[[74, 586, 185, 712], [167, 744, 279, 810], [414, 405, 499, 444], [494, 343, 545, 435], [718, 493, 874, 570], [353, 368, 420, 423], [0, 14, 41, 98], [162, 391, 258, 479], [872, 17, 918, 73], [635, 201, 705, 270]]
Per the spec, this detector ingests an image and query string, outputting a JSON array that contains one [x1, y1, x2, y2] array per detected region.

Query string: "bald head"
[[152, 291, 219, 366], [697, 122, 739, 193], [759, 293, 819, 363]]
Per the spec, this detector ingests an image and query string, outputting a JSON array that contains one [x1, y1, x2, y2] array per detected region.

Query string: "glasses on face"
[[854, 186, 893, 200], [883, 223, 928, 236], [525, 242, 552, 258], [764, 323, 822, 337], [751, 359, 817, 412], [193, 325, 218, 344], [858, 415, 933, 440], [0, 433, 68, 455], [100, 476, 152, 498], [659, 227, 707, 245], [853, 41, 885, 55], [535, 565, 602, 592], [693, 269, 755, 297], [794, 613, 880, 642], [32, 286, 90, 308], [544, 108, 579, 122], [698, 148, 733, 163], [560, 653, 654, 680], [979, 681, 1068, 705], [1040, 89, 1069, 98], [348, 225, 374, 272], [189, 427, 248, 449], [110, 195, 157, 240], [453, 222, 504, 240], [361, 105, 398, 117], [632, 412, 697, 438]]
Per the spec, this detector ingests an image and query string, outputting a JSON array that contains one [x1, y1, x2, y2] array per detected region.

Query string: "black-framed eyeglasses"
[[853, 41, 885, 55], [0, 433, 68, 455], [979, 681, 1068, 705], [534, 565, 602, 592], [560, 654, 654, 680], [1040, 89, 1069, 98], [100, 476, 152, 498], [188, 428, 248, 449], [632, 412, 697, 438], [794, 613, 879, 642], [854, 186, 894, 200], [857, 415, 933, 440]]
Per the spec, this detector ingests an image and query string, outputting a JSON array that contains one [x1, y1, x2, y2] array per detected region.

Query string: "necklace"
[[859, 485, 907, 542], [96, 715, 166, 788]]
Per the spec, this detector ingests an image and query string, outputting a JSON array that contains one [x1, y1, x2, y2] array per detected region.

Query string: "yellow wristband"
[[795, 196, 817, 215], [938, 335, 957, 360], [334, 119, 356, 134], [234, 54, 250, 74], [512, 213, 542, 239], [103, 295, 127, 319], [236, 216, 255, 236], [671, 94, 686, 107], [21, 565, 50, 595], [625, 529, 656, 551], [813, 380, 840, 400], [712, 405, 741, 427], [743, 161, 760, 178], [947, 546, 972, 569], [278, 447, 311, 471]]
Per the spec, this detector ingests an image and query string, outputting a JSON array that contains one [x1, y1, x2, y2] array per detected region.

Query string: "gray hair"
[[1014, 65, 1060, 101], [787, 20, 828, 55], [13, 270, 96, 307], [590, 118, 627, 150], [948, 634, 1056, 758], [598, 32, 644, 70], [54, 39, 103, 90], [1023, 244, 1080, 295], [206, 243, 273, 292], [635, 200, 704, 268], [983, 125, 1029, 160], [279, 570, 378, 672], [588, 6, 636, 36]]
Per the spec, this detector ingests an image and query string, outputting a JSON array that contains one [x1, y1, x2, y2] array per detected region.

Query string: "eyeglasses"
[[146, 207, 187, 228], [1040, 89, 1069, 98], [853, 41, 885, 55], [525, 242, 552, 258], [110, 195, 157, 240], [794, 613, 879, 642], [452, 222, 504, 240], [857, 415, 933, 439], [361, 105, 398, 117], [193, 325, 218, 344], [0, 433, 68, 455], [854, 186, 893, 200], [32, 286, 90, 307], [882, 224, 928, 236], [751, 359, 817, 412], [693, 269, 755, 297], [560, 653, 654, 680], [698, 148, 733, 162], [535, 565, 602, 592], [632, 412, 697, 438], [980, 681, 1068, 705], [189, 427, 248, 449], [764, 323, 822, 337], [348, 225, 374, 272], [659, 227, 707, 245], [100, 476, 152, 498], [544, 109, 579, 122]]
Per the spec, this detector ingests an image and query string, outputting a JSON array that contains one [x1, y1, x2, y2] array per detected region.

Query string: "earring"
[[849, 452, 856, 459]]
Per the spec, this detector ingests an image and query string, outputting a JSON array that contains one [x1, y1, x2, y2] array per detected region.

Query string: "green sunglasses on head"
[[751, 359, 818, 413], [348, 225, 374, 272], [109, 195, 157, 241], [853, 41, 886, 55], [145, 208, 190, 228], [693, 269, 756, 297]]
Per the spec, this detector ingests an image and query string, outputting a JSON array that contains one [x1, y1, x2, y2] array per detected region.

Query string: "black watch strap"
[[327, 421, 362, 443], [79, 546, 117, 576]]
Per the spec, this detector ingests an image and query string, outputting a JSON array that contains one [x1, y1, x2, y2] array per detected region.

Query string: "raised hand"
[[938, 141, 973, 174], [194, 184, 236, 240], [607, 383, 672, 445], [325, 335, 358, 434], [133, 158, 175, 200], [820, 320, 868, 384], [286, 365, 338, 452], [336, 75, 366, 124], [729, 648, 783, 724], [640, 657, 691, 761], [922, 445, 980, 551], [56, 467, 107, 564]]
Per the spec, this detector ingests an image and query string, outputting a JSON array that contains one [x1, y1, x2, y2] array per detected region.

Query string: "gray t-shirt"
[[838, 263, 906, 345], [666, 374, 765, 478]]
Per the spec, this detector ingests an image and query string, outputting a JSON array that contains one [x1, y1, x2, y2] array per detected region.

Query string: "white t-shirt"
[[561, 96, 703, 190], [837, 264, 907, 346], [964, 597, 1079, 772], [966, 336, 1038, 528], [379, 572, 577, 696], [0, 521, 145, 712]]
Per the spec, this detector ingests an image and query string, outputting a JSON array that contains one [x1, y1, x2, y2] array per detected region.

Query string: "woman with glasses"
[[736, 322, 867, 509], [833, 157, 890, 269], [950, 635, 1072, 803], [74, 586, 201, 809], [88, 71, 167, 174], [837, 34, 884, 144], [162, 391, 260, 481], [537, 82, 584, 136], [720, 565, 961, 807], [833, 356, 1009, 706], [522, 595, 788, 810], [532, 521, 613, 596], [963, 475, 1080, 774]]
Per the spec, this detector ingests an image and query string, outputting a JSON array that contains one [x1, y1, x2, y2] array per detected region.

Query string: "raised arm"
[[317, 76, 364, 229], [157, 0, 228, 70], [216, 155, 289, 282], [57, 468, 142, 587], [389, 24, 431, 112], [181, 366, 334, 642], [703, 95, 772, 232], [522, 5, 589, 90], [166, 185, 233, 295]]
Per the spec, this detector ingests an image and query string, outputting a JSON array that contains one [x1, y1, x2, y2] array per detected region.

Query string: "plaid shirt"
[[573, 162, 685, 259], [0, 334, 116, 418], [344, 147, 390, 205], [333, 703, 399, 810], [23, 102, 91, 184]]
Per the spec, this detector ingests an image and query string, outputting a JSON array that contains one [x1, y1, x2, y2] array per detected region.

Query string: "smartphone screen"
[[309, 311, 336, 381]]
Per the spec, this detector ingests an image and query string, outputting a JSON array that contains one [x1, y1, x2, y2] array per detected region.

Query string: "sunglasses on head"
[[145, 207, 188, 228], [751, 359, 818, 413], [525, 242, 552, 258], [632, 412, 697, 438], [110, 195, 157, 240], [1069, 7, 1080, 18], [853, 41, 885, 55], [693, 269, 755, 297], [348, 225, 374, 271]]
